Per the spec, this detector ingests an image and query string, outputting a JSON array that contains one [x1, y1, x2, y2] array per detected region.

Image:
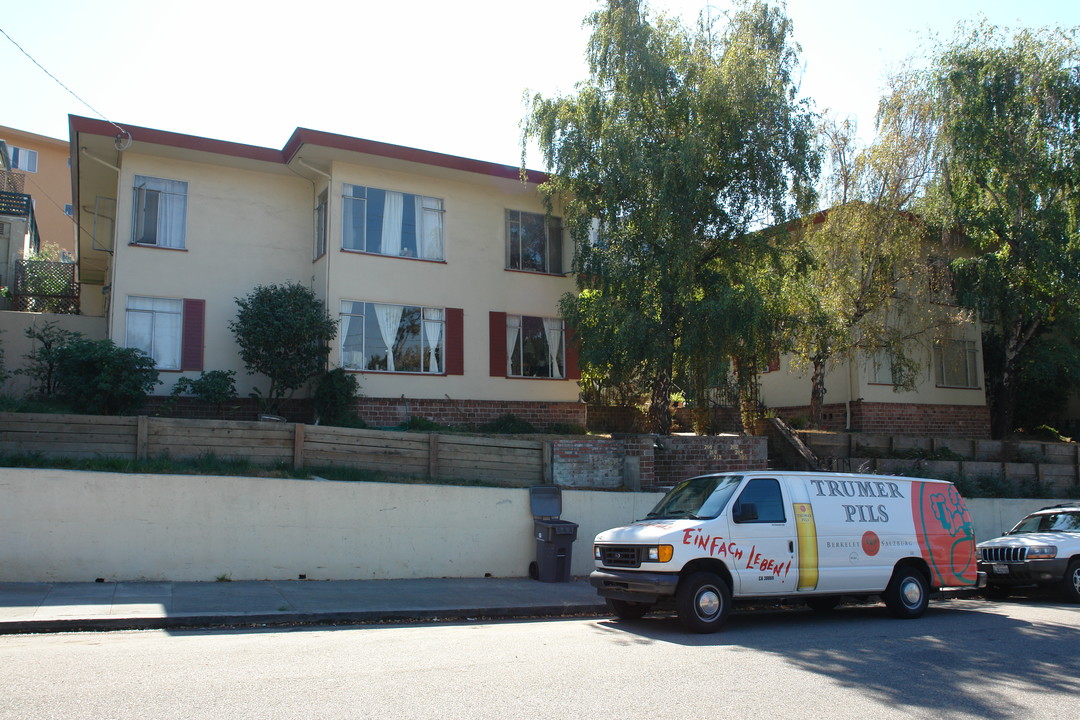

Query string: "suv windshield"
[[1008, 511, 1080, 534], [645, 475, 743, 520]]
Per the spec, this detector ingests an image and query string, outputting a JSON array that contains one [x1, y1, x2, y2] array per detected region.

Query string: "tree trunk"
[[809, 357, 827, 429], [648, 364, 673, 435], [732, 356, 760, 434]]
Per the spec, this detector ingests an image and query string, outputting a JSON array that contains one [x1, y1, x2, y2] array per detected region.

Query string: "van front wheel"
[[883, 564, 929, 619], [676, 572, 731, 633]]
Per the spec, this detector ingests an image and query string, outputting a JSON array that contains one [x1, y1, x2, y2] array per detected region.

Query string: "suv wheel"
[[1064, 560, 1080, 603]]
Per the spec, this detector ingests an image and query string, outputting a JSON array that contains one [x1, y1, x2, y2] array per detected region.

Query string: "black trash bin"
[[529, 486, 578, 583]]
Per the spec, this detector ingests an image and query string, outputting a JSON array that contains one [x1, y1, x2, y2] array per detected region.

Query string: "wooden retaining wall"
[[0, 413, 546, 487]]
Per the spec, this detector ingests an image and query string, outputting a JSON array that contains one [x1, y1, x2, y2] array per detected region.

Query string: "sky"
[[2, 0, 1078, 171]]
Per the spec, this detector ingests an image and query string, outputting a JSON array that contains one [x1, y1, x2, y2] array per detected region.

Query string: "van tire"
[[607, 599, 651, 620], [806, 596, 840, 612], [676, 572, 732, 633], [1063, 560, 1080, 603], [883, 564, 929, 619]]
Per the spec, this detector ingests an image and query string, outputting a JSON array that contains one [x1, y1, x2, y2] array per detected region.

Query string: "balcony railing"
[[12, 260, 79, 314]]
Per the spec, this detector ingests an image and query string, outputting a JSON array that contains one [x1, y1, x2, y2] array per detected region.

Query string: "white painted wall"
[[3, 469, 1063, 583], [0, 469, 662, 582]]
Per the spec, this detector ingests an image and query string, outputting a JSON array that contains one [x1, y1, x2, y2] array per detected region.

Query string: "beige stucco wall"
[[0, 126, 74, 254], [0, 469, 662, 582], [760, 319, 987, 412], [1, 468, 1064, 582], [100, 146, 579, 402]]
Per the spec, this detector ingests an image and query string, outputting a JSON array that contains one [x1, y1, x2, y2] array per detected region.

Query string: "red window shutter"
[[445, 307, 464, 375], [564, 324, 581, 380], [181, 299, 205, 371], [489, 311, 507, 377]]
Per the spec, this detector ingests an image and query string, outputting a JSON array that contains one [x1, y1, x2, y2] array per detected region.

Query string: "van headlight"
[[646, 545, 674, 563], [1027, 546, 1057, 559]]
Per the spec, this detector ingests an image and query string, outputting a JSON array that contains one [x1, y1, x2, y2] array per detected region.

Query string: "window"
[[929, 256, 955, 304], [340, 301, 447, 373], [507, 315, 565, 378], [64, 204, 73, 217], [132, 175, 187, 248], [870, 350, 898, 385], [342, 185, 444, 260], [314, 190, 328, 260], [733, 479, 786, 524], [4, 144, 38, 173], [935, 339, 978, 388], [506, 210, 562, 274], [126, 296, 204, 371]]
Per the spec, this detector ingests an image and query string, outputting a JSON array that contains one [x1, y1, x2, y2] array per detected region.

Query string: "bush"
[[481, 413, 536, 434], [313, 368, 360, 425], [18, 321, 83, 397], [171, 370, 239, 404], [54, 339, 159, 415]]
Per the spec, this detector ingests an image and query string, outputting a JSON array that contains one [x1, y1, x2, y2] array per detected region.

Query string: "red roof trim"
[[69, 115, 549, 184]]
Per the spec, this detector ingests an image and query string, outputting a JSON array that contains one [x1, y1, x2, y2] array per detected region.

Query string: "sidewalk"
[[0, 577, 608, 635]]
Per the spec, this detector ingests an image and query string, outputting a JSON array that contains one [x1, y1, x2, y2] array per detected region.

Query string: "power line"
[[0, 25, 129, 142]]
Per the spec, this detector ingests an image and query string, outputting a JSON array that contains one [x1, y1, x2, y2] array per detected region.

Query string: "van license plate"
[[992, 564, 1009, 574]]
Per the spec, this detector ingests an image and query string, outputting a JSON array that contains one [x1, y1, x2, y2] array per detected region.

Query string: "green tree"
[[229, 282, 337, 415], [922, 23, 1080, 438], [790, 100, 969, 428], [525, 0, 818, 434], [53, 339, 159, 415]]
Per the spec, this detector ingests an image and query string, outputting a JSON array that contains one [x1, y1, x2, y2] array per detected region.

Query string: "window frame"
[[935, 338, 979, 389], [341, 184, 445, 261], [339, 299, 448, 375], [131, 175, 188, 249], [505, 209, 562, 275], [506, 314, 566, 379], [124, 296, 204, 372], [3, 143, 38, 173], [314, 189, 328, 260]]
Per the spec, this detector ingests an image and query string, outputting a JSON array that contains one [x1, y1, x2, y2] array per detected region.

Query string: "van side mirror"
[[734, 502, 758, 522]]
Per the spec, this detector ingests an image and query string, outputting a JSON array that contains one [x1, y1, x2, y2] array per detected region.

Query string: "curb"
[[0, 603, 610, 636]]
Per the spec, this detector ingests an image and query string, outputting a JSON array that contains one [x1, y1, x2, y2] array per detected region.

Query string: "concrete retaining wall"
[[1, 469, 1068, 583]]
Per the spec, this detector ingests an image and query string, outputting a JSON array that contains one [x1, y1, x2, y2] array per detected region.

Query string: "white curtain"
[[126, 296, 182, 369], [381, 191, 403, 256], [423, 308, 443, 373], [542, 318, 564, 378], [374, 303, 404, 371], [419, 197, 443, 260], [506, 315, 521, 375], [134, 176, 186, 248]]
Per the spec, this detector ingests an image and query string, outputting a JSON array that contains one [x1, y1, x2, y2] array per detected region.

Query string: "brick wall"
[[356, 397, 586, 431], [772, 401, 992, 439], [587, 405, 743, 434], [652, 435, 768, 487]]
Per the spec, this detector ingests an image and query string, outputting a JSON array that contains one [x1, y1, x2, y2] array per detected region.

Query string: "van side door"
[[728, 477, 798, 596]]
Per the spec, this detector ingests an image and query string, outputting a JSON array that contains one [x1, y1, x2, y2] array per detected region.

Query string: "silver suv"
[[977, 504, 1080, 603]]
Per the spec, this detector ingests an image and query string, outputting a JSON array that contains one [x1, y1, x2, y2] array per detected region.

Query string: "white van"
[[590, 471, 984, 632]]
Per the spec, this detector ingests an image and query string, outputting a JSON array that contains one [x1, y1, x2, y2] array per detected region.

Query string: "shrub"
[[313, 368, 360, 425], [53, 339, 159, 415], [171, 370, 239, 404], [19, 321, 83, 397], [481, 413, 536, 434], [229, 283, 337, 415]]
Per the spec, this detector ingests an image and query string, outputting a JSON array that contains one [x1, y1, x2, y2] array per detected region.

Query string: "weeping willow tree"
[[524, 0, 818, 434], [789, 76, 971, 429]]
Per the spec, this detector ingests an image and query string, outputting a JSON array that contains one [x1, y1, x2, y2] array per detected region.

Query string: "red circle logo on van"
[[861, 531, 881, 556]]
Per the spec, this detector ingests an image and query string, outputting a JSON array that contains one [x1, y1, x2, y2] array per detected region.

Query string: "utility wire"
[[0, 25, 129, 141]]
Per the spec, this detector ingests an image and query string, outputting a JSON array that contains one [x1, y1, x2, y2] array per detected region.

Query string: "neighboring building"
[[0, 126, 75, 256], [69, 115, 582, 427]]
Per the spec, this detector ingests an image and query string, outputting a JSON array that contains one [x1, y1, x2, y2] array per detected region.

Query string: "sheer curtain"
[[422, 308, 443, 373], [542, 318, 564, 378], [506, 315, 521, 375], [374, 303, 404, 371], [155, 179, 187, 248], [419, 197, 443, 260], [126, 296, 182, 369], [340, 301, 364, 369], [381, 192, 403, 256]]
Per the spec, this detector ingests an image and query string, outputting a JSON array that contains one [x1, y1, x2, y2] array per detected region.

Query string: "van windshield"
[[645, 475, 743, 520]]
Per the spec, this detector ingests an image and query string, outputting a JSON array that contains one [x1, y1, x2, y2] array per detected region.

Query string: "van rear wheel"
[[676, 572, 731, 633], [883, 564, 929, 619], [1063, 560, 1080, 603]]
